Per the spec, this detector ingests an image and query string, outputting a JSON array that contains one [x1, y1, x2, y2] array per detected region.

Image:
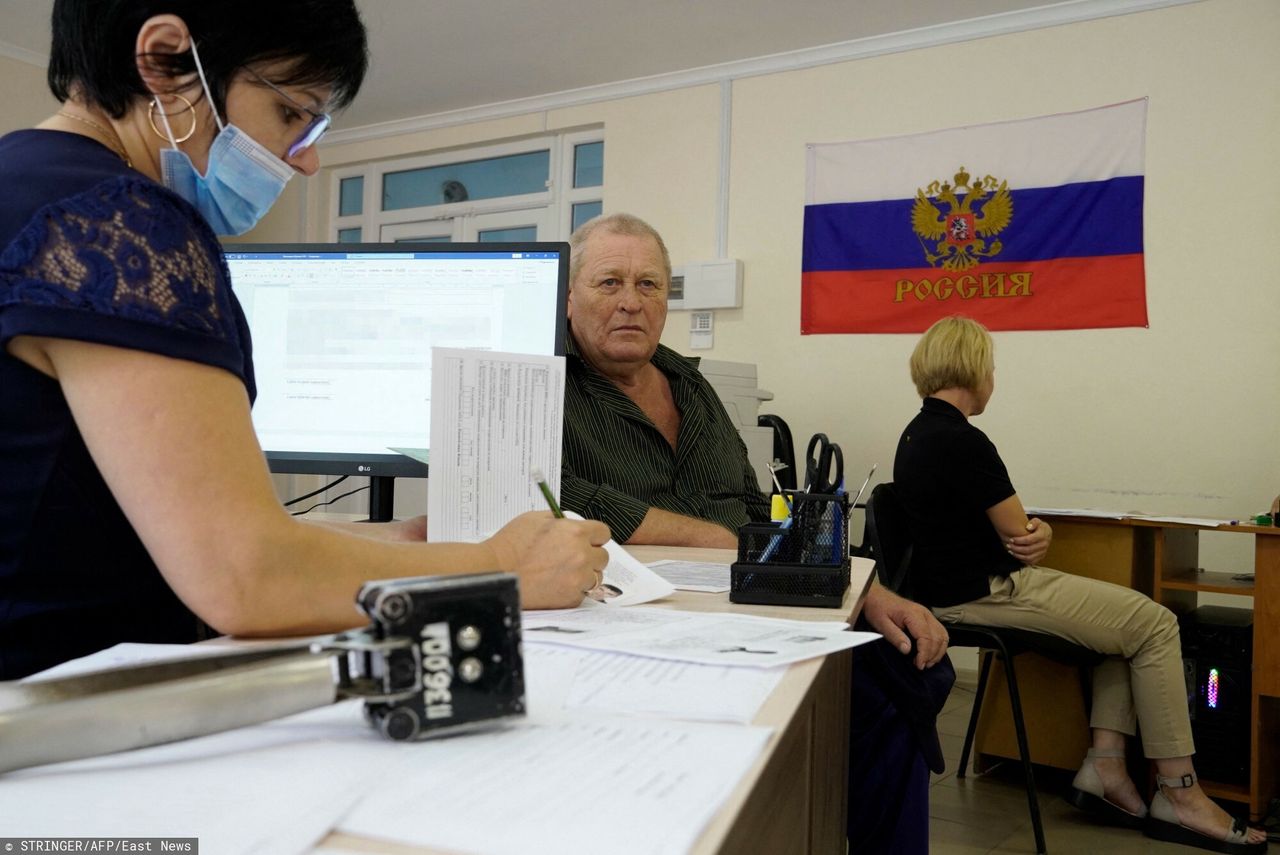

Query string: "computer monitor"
[[224, 242, 570, 521]]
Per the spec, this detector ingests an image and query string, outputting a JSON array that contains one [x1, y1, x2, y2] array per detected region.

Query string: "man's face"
[[568, 230, 669, 375]]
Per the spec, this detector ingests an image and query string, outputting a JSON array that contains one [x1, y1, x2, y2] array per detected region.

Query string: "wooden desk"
[[629, 546, 870, 855], [971, 515, 1279, 820], [324, 545, 873, 854]]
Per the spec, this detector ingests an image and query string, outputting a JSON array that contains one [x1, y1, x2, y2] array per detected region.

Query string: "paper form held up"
[[427, 348, 566, 542]]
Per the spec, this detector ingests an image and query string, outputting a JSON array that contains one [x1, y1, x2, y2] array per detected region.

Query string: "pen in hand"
[[530, 467, 564, 518], [533, 467, 605, 598]]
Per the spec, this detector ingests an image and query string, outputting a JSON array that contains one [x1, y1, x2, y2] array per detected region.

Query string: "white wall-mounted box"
[[669, 259, 743, 310]]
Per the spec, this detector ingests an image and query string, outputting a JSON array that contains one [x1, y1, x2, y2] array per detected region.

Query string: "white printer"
[[696, 359, 775, 492]]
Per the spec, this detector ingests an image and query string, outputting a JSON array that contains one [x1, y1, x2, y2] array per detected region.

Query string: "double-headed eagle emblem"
[[911, 167, 1012, 270]]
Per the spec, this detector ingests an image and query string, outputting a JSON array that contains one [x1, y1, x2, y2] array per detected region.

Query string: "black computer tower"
[[1179, 606, 1253, 786]]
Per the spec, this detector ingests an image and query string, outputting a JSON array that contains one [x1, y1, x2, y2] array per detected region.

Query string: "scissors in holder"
[[803, 433, 844, 494]]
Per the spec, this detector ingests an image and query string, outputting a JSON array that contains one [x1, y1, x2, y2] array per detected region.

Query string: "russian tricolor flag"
[[802, 100, 1148, 333]]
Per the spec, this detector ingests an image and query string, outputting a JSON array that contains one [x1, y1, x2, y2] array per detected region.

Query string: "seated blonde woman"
[[891, 316, 1265, 854]]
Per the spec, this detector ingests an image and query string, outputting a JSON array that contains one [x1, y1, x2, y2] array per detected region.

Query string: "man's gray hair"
[[568, 212, 672, 287]]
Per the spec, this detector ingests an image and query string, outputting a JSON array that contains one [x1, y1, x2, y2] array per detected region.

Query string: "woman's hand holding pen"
[[485, 512, 611, 608], [1006, 517, 1052, 566]]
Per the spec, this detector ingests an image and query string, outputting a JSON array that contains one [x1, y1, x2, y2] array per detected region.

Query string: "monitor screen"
[[224, 242, 569, 509]]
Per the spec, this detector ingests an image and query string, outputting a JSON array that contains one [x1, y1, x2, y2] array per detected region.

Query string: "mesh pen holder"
[[730, 491, 850, 608]]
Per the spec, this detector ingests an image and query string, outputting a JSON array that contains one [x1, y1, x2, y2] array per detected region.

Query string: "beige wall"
[[276, 0, 1279, 555], [725, 0, 1280, 563], [0, 54, 55, 133], [723, 0, 1280, 576]]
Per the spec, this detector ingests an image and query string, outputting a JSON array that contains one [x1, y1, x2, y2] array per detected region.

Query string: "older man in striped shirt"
[[559, 213, 955, 854], [560, 212, 769, 547], [558, 212, 946, 660]]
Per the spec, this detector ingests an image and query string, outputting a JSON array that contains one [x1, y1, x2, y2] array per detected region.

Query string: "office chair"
[[865, 482, 1104, 855], [757, 414, 796, 492]]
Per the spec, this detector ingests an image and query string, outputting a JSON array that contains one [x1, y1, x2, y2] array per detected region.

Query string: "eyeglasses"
[[244, 67, 333, 158]]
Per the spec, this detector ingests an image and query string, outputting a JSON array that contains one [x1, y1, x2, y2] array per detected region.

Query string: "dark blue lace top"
[[0, 130, 256, 679]]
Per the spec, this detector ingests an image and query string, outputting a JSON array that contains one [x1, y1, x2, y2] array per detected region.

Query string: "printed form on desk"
[[647, 558, 732, 592], [525, 644, 786, 723], [3, 642, 776, 855], [523, 604, 877, 668], [337, 714, 771, 855], [566, 511, 676, 605], [2, 644, 382, 855], [1024, 507, 1235, 527], [1023, 506, 1127, 519]]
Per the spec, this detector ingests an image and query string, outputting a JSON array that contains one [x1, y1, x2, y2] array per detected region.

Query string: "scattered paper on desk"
[[1023, 506, 1128, 519], [19, 641, 242, 681], [524, 605, 876, 668], [1026, 508, 1237, 527], [2, 640, 785, 855], [567, 511, 676, 606], [427, 347, 565, 542], [646, 558, 732, 592], [18, 638, 330, 683], [337, 714, 772, 855], [4, 643, 377, 855], [2, 646, 383, 855], [525, 645, 784, 723], [1127, 514, 1235, 527]]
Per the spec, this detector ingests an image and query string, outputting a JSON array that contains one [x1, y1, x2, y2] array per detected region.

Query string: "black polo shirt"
[[893, 397, 1021, 608]]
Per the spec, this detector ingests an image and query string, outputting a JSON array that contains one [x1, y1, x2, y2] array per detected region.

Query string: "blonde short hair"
[[909, 316, 994, 397], [568, 212, 672, 287]]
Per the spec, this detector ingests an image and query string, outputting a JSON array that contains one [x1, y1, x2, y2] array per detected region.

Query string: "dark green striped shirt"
[[561, 334, 770, 541]]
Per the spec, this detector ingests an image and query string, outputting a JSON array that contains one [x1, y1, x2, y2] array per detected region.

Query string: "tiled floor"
[[928, 675, 1273, 854]]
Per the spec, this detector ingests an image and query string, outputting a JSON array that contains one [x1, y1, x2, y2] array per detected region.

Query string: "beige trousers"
[[931, 565, 1194, 759]]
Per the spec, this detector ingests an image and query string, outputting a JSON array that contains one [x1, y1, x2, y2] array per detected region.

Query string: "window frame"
[[558, 129, 606, 237], [329, 130, 602, 243]]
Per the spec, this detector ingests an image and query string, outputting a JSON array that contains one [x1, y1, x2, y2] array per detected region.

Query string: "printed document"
[[337, 714, 771, 855], [1, 645, 378, 855], [523, 605, 878, 668], [646, 558, 732, 592], [1023, 506, 1127, 519], [427, 347, 565, 542], [6, 642, 774, 855], [565, 511, 675, 606], [525, 644, 784, 723]]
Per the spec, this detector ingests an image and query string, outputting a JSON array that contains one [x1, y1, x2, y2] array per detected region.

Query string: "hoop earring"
[[148, 94, 198, 143]]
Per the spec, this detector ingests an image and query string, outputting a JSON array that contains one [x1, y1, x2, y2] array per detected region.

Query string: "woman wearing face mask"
[[0, 0, 610, 681]]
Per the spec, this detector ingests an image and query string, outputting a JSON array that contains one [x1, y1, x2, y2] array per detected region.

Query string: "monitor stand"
[[366, 475, 395, 523]]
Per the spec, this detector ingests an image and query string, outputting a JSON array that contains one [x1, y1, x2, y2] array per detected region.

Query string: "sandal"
[[1263, 797, 1280, 843], [1144, 771, 1267, 854], [1067, 747, 1147, 829]]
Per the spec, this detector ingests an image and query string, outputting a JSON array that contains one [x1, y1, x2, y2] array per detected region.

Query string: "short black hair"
[[48, 0, 368, 118]]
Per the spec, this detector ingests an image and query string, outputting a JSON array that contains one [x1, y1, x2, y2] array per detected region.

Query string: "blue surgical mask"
[[155, 42, 294, 236]]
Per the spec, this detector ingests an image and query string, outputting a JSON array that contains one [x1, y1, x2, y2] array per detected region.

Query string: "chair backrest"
[[757, 413, 796, 492], [865, 482, 916, 600]]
